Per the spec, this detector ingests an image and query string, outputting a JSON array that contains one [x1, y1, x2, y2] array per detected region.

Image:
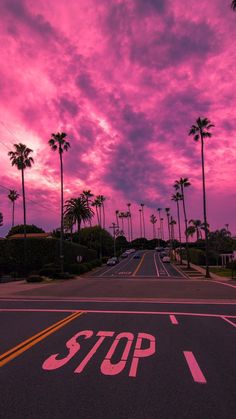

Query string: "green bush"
[[38, 267, 57, 277], [0, 238, 97, 274], [189, 248, 205, 265], [226, 260, 236, 270], [26, 275, 43, 283], [51, 272, 73, 280]]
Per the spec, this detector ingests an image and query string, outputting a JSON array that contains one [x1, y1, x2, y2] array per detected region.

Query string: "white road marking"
[[183, 351, 207, 384], [222, 316, 236, 328], [169, 315, 178, 324], [153, 252, 160, 277]]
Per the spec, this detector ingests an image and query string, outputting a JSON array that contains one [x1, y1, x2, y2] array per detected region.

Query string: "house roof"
[[8, 233, 53, 239]]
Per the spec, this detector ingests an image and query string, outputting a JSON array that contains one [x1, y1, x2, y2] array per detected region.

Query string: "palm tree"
[[140, 203, 145, 238], [169, 217, 176, 241], [119, 211, 126, 235], [0, 212, 3, 227], [64, 197, 94, 233], [139, 209, 143, 237], [157, 208, 163, 239], [8, 143, 34, 271], [189, 219, 203, 241], [150, 214, 157, 239], [96, 195, 106, 228], [231, 1, 236, 10], [48, 132, 70, 272], [174, 177, 191, 268], [165, 208, 171, 243], [171, 192, 183, 264], [64, 212, 75, 241], [82, 190, 94, 226], [8, 189, 20, 227], [91, 198, 101, 226], [127, 203, 133, 241], [189, 117, 214, 278]]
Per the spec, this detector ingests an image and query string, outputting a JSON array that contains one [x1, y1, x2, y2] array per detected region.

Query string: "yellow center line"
[[0, 311, 84, 367], [132, 252, 147, 277]]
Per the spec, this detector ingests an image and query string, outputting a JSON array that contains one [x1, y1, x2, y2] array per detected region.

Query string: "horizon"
[[0, 0, 236, 239]]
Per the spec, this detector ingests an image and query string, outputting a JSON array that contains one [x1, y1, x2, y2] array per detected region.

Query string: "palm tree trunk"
[[21, 168, 27, 273], [139, 212, 142, 237], [176, 200, 182, 264], [130, 212, 133, 241], [102, 204, 105, 229], [201, 136, 210, 278], [142, 208, 145, 238], [59, 151, 64, 273], [116, 212, 119, 229], [12, 200, 15, 227], [167, 214, 171, 242], [87, 198, 92, 227], [181, 186, 190, 269], [95, 206, 99, 225]]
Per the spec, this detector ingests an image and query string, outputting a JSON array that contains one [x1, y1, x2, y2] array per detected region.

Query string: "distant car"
[[107, 258, 117, 266], [162, 256, 170, 263], [121, 252, 129, 258], [155, 247, 163, 252], [160, 252, 167, 259], [133, 254, 141, 259]]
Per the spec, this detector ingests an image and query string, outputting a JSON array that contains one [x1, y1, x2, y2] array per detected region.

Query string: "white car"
[[107, 258, 117, 266], [162, 256, 170, 263]]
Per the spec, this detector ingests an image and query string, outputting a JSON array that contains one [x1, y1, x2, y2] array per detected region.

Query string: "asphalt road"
[[0, 250, 236, 419]]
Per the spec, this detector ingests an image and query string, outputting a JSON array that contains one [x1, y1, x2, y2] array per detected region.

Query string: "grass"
[[210, 267, 235, 278]]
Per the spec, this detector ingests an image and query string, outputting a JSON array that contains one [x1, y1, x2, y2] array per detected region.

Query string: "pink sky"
[[0, 0, 236, 239]]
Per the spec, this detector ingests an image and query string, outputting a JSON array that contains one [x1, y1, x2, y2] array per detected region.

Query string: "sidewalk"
[[175, 260, 234, 282]]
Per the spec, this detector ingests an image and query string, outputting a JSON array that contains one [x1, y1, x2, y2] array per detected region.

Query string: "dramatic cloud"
[[0, 0, 236, 238]]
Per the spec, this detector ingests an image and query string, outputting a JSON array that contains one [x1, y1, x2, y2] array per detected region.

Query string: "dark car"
[[133, 254, 141, 259]]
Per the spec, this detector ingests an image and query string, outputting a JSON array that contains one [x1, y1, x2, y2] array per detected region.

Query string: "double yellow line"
[[132, 252, 147, 276], [0, 311, 84, 367]]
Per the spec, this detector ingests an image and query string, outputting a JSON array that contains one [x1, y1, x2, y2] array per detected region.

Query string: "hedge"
[[0, 238, 96, 274]]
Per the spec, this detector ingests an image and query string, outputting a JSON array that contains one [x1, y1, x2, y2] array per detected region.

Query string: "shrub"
[[38, 267, 57, 277], [226, 260, 236, 270], [0, 238, 97, 274], [189, 248, 205, 265], [51, 272, 73, 280], [26, 275, 43, 283]]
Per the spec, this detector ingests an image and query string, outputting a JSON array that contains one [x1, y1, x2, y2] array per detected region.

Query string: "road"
[[0, 250, 236, 419]]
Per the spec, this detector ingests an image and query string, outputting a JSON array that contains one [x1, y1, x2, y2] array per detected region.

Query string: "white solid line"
[[0, 308, 75, 313], [153, 253, 160, 277], [212, 280, 236, 289], [98, 256, 133, 277], [222, 316, 236, 328], [157, 254, 170, 277], [0, 298, 236, 304], [169, 315, 178, 324], [183, 351, 207, 384]]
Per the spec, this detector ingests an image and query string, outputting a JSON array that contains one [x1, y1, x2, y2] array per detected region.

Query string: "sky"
[[0, 0, 236, 239]]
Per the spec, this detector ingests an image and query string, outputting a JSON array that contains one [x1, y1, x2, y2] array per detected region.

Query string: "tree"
[[8, 189, 20, 227], [8, 143, 34, 271], [140, 203, 145, 238], [150, 214, 157, 239], [0, 212, 3, 227], [174, 177, 191, 268], [115, 210, 120, 229], [127, 203, 133, 241], [157, 208, 163, 239], [97, 195, 106, 229], [48, 132, 70, 272], [171, 192, 183, 263], [189, 117, 214, 278], [231, 1, 236, 10], [165, 208, 171, 242], [64, 197, 94, 234], [7, 224, 45, 237], [188, 219, 205, 241], [92, 198, 101, 226], [81, 190, 94, 227]]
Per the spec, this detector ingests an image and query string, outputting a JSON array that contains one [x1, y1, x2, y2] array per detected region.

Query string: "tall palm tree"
[[8, 143, 34, 271], [96, 195, 106, 228], [150, 214, 157, 239], [157, 208, 163, 239], [140, 203, 145, 238], [189, 117, 214, 278], [231, 1, 236, 10], [119, 211, 126, 235], [174, 177, 191, 268], [64, 197, 94, 233], [139, 209, 143, 237], [165, 208, 171, 243], [171, 192, 183, 264], [63, 212, 75, 241], [8, 189, 20, 227], [49, 132, 70, 272], [189, 219, 203, 241], [82, 190, 94, 226], [169, 217, 176, 241], [0, 212, 3, 227], [92, 198, 101, 226], [127, 203, 133, 241]]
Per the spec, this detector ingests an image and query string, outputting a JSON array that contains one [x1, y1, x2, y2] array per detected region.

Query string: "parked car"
[[133, 254, 141, 259], [162, 256, 170, 263], [121, 252, 129, 258], [155, 247, 164, 252], [160, 252, 168, 259]]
